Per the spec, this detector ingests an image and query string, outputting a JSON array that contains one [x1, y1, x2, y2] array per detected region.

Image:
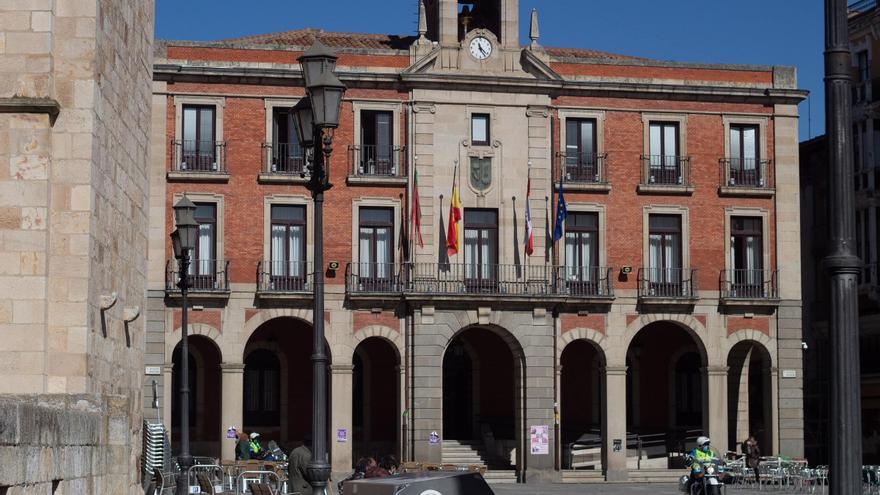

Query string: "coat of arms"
[[469, 157, 492, 191]]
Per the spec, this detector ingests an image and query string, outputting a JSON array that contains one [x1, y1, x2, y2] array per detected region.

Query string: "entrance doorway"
[[727, 341, 773, 455], [560, 340, 605, 470], [352, 337, 400, 464], [171, 335, 222, 458]]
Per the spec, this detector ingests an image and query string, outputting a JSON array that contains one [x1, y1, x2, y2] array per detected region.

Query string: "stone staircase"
[[441, 439, 517, 484], [628, 468, 686, 483]]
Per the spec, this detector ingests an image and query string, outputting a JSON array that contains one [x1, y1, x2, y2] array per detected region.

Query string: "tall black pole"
[[824, 0, 863, 493], [176, 255, 193, 494], [306, 131, 333, 492]]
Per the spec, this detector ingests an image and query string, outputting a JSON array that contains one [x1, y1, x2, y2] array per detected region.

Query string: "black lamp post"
[[824, 0, 863, 492], [294, 40, 347, 493], [171, 195, 198, 494]]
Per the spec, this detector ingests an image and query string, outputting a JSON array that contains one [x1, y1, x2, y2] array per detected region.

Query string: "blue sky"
[[156, 0, 824, 142]]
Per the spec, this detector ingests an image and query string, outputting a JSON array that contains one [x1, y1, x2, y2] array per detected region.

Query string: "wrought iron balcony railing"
[[257, 260, 313, 294], [346, 262, 405, 294], [557, 151, 608, 184], [637, 267, 698, 299], [171, 140, 226, 173], [640, 155, 691, 187], [345, 262, 614, 299], [349, 144, 406, 178], [719, 158, 771, 188], [262, 142, 307, 175], [165, 259, 230, 293], [719, 269, 778, 300]]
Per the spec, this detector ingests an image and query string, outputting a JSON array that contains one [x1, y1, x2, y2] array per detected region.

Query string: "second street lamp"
[[296, 42, 346, 494], [171, 195, 198, 495]]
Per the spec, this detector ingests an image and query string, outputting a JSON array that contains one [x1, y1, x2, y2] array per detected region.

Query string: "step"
[[628, 469, 686, 483], [561, 470, 605, 484], [482, 470, 518, 484]]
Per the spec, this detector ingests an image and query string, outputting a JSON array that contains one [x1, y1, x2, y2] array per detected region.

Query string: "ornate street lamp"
[[296, 42, 346, 493], [171, 195, 198, 494]]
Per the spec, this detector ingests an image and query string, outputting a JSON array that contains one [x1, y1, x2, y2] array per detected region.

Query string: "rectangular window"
[[565, 118, 598, 182], [730, 217, 764, 297], [189, 203, 217, 289], [648, 214, 682, 290], [648, 122, 681, 184], [565, 212, 600, 294], [471, 113, 490, 146], [271, 108, 304, 173], [181, 105, 217, 171], [463, 209, 498, 289], [270, 205, 306, 290], [729, 124, 761, 186], [858, 50, 870, 83], [360, 110, 394, 175], [358, 207, 394, 284]]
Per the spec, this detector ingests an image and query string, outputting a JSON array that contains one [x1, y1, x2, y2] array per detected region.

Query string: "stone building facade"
[[148, 0, 806, 483], [0, 0, 153, 493]]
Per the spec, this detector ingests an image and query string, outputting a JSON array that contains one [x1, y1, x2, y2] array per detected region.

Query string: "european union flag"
[[553, 177, 567, 243]]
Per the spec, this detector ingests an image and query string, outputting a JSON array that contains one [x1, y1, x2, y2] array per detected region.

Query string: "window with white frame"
[[269, 205, 307, 289], [358, 207, 394, 281]]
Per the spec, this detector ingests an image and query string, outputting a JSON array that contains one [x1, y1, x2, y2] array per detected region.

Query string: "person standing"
[[743, 435, 762, 483], [288, 440, 313, 495], [236, 432, 252, 461]]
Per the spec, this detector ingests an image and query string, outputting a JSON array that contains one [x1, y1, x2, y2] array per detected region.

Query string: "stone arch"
[[444, 323, 526, 360], [236, 309, 315, 360], [166, 323, 222, 361], [557, 328, 608, 363], [723, 329, 775, 366], [352, 325, 403, 363], [623, 315, 709, 366]]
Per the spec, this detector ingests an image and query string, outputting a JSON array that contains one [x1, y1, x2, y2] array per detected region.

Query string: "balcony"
[[718, 158, 774, 197], [168, 140, 228, 182], [165, 259, 230, 300], [260, 142, 308, 184], [638, 155, 693, 195], [719, 269, 780, 308], [347, 145, 407, 186], [344, 262, 615, 308], [556, 152, 610, 192], [256, 260, 314, 302], [637, 268, 698, 308]]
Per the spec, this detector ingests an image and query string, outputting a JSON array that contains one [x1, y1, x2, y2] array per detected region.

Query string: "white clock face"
[[469, 37, 492, 60]]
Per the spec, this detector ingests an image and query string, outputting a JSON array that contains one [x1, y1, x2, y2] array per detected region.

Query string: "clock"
[[469, 36, 493, 60]]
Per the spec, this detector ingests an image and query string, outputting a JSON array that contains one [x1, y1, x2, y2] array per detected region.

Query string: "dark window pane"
[[271, 205, 305, 223], [568, 211, 598, 230], [649, 214, 681, 232], [359, 207, 393, 225], [464, 209, 497, 227], [194, 203, 216, 223]]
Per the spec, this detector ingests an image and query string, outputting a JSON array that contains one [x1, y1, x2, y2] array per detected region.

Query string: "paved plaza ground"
[[491, 483, 765, 494]]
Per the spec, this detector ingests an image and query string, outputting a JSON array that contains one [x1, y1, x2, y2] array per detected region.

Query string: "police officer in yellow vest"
[[248, 432, 267, 460], [683, 436, 722, 493]]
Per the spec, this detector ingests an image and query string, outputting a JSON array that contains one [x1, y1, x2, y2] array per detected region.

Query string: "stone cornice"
[[153, 64, 808, 105], [0, 97, 60, 123]]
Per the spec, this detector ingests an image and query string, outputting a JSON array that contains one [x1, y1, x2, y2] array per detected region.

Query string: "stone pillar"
[[735, 347, 754, 446], [705, 366, 729, 454], [330, 364, 354, 478], [220, 363, 245, 461], [603, 366, 628, 481]]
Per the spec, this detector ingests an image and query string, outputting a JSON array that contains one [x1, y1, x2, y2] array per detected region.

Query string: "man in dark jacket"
[[288, 439, 313, 495]]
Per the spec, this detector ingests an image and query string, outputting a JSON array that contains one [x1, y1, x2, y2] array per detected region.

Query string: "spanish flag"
[[446, 163, 462, 256]]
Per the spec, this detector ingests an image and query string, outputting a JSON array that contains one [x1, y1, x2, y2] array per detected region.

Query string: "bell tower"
[[420, 0, 521, 71]]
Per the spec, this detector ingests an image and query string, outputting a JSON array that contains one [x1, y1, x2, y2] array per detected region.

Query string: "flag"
[[553, 176, 567, 243], [411, 168, 424, 249], [524, 178, 534, 256], [446, 164, 462, 256]]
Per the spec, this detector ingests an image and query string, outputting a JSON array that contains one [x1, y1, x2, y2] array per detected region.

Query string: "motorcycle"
[[680, 455, 725, 495]]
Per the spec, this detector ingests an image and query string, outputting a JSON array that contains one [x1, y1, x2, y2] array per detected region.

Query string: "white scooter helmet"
[[696, 436, 711, 447]]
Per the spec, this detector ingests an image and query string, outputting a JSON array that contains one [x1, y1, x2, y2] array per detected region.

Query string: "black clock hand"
[[479, 45, 487, 55]]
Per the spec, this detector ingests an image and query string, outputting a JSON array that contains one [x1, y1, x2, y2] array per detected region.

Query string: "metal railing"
[[555, 266, 615, 297], [262, 142, 306, 175], [256, 260, 313, 293], [346, 262, 404, 294], [349, 144, 405, 177], [165, 259, 230, 292], [720, 158, 771, 188], [557, 151, 608, 184], [171, 140, 226, 173], [720, 269, 779, 300], [640, 155, 690, 186], [637, 267, 698, 299]]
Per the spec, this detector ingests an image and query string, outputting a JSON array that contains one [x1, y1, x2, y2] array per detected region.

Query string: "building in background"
[[0, 0, 154, 493], [800, 0, 880, 466], [148, 0, 806, 483]]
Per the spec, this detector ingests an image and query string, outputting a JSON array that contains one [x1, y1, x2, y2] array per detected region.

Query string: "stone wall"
[[0, 0, 154, 493]]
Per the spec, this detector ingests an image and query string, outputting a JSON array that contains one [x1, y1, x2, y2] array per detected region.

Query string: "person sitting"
[[248, 432, 267, 460], [235, 432, 251, 461], [338, 457, 372, 495], [379, 455, 399, 475]]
